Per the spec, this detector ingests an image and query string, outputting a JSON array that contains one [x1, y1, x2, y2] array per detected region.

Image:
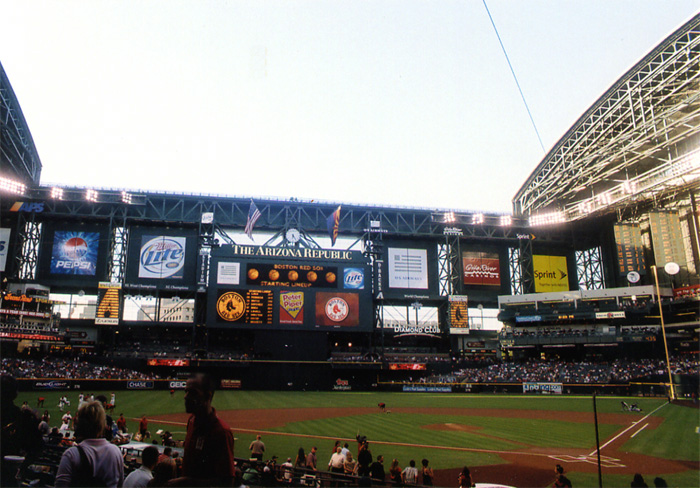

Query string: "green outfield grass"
[[17, 390, 697, 486]]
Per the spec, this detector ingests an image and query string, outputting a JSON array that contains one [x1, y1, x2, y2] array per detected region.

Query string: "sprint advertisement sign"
[[533, 255, 568, 292]]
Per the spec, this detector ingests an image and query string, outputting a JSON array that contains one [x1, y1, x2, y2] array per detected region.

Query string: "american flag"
[[244, 200, 261, 241]]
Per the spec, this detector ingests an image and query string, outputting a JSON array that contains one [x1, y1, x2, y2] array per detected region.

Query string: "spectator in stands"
[[124, 445, 159, 487], [389, 459, 402, 485], [281, 457, 294, 482], [96, 394, 114, 441], [150, 461, 176, 487], [294, 447, 307, 474], [38, 416, 51, 436], [168, 372, 235, 487], [157, 447, 177, 478], [369, 455, 386, 485], [54, 400, 124, 487], [552, 464, 572, 488], [1, 374, 42, 487], [249, 434, 266, 461], [458, 466, 473, 488], [421, 459, 433, 486], [343, 451, 358, 476], [357, 441, 372, 477], [328, 445, 346, 487], [631, 473, 649, 487], [401, 459, 418, 485], [306, 446, 318, 472]]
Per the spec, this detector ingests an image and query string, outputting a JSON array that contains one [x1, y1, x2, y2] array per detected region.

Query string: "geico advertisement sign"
[[169, 381, 187, 389], [127, 381, 154, 390]]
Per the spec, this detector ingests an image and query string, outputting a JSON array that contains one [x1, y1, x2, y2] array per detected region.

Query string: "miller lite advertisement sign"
[[138, 236, 186, 279], [126, 227, 197, 290]]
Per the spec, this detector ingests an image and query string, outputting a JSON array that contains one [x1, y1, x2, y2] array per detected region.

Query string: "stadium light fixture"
[[472, 213, 484, 225], [50, 187, 64, 200], [0, 176, 26, 195], [85, 189, 99, 202], [529, 211, 565, 227], [121, 191, 132, 204], [443, 211, 456, 223], [499, 215, 512, 226]]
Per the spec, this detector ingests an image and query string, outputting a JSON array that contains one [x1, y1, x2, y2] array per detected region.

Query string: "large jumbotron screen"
[[207, 245, 372, 331]]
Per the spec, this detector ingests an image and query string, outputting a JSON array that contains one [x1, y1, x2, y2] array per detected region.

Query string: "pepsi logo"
[[64, 237, 89, 260]]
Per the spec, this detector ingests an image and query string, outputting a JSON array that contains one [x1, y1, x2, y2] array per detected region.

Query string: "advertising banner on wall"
[[533, 255, 569, 292], [125, 227, 198, 291], [448, 295, 469, 331], [280, 291, 304, 324], [38, 224, 109, 285], [0, 228, 10, 272], [462, 251, 501, 286]]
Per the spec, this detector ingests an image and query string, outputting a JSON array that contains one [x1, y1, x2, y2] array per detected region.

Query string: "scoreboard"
[[208, 245, 372, 331]]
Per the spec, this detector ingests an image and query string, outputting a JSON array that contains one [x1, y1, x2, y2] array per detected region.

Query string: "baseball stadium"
[[1, 10, 699, 488]]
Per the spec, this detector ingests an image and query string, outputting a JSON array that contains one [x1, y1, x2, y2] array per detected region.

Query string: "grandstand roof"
[[513, 13, 700, 222], [0, 61, 42, 185]]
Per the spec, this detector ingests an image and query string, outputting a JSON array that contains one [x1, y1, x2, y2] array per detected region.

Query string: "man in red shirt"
[[168, 373, 235, 487]]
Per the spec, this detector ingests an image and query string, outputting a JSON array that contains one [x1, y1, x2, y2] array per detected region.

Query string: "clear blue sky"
[[1, 1, 697, 213]]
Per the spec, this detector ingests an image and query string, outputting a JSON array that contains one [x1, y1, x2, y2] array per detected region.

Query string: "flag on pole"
[[244, 200, 261, 241], [326, 205, 341, 246]]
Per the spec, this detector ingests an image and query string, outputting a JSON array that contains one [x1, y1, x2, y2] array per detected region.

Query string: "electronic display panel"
[[215, 289, 274, 325], [379, 239, 439, 300], [95, 282, 121, 325], [38, 223, 109, 286], [208, 245, 371, 331], [246, 262, 338, 288], [315, 292, 360, 327], [614, 223, 646, 276], [125, 227, 198, 291]]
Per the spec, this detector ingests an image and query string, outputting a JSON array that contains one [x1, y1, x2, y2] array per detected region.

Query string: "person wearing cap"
[[281, 457, 294, 482]]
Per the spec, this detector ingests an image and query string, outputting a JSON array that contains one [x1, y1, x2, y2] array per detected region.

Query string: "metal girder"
[[19, 190, 535, 242], [0, 62, 42, 185], [514, 14, 700, 221]]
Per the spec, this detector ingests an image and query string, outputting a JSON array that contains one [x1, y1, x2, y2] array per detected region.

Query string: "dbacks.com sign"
[[139, 236, 186, 279]]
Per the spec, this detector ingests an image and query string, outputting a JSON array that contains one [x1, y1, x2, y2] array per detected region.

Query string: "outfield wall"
[[16, 376, 693, 397]]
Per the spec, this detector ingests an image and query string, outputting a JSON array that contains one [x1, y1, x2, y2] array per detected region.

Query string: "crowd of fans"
[[1, 358, 160, 380], [446, 357, 699, 384]]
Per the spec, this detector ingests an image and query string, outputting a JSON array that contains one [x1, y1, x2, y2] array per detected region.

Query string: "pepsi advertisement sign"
[[50, 231, 99, 275], [126, 227, 197, 290]]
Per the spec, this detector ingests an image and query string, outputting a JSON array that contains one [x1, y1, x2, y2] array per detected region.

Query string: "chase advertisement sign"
[[127, 381, 154, 390]]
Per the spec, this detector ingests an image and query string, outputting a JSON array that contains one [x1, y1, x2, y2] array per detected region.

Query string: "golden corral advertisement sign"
[[533, 255, 568, 292]]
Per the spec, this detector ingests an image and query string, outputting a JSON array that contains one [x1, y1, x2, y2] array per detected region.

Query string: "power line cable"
[[482, 0, 545, 154]]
